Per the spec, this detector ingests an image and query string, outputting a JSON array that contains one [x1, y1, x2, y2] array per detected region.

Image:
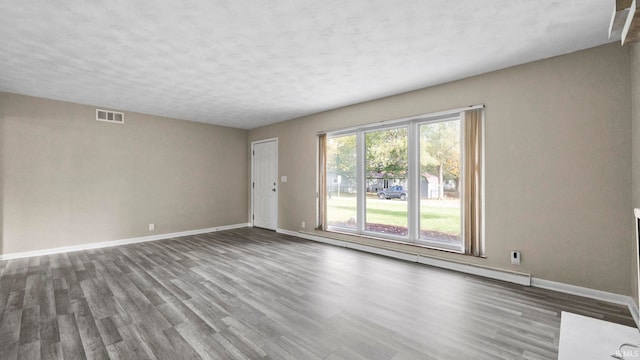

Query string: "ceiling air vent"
[[96, 109, 124, 124]]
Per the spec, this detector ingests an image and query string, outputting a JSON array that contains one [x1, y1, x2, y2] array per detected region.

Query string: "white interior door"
[[252, 140, 278, 230]]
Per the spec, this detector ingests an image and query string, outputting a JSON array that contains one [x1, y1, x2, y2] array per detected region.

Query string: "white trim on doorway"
[[251, 138, 279, 230]]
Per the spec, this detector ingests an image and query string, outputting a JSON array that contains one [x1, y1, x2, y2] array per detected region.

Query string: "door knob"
[[272, 188, 276, 192]]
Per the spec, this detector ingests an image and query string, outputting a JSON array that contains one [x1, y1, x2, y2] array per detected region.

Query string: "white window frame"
[[323, 106, 482, 253]]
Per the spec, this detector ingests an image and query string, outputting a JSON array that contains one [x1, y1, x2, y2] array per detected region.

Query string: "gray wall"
[[0, 100, 4, 255], [0, 92, 249, 254], [632, 44, 640, 306], [249, 43, 633, 295], [1, 43, 635, 297]]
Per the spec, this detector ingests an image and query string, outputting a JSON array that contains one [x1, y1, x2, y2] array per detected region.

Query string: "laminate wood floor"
[[0, 227, 633, 359]]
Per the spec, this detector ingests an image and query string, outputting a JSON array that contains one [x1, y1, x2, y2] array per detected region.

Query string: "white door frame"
[[251, 138, 278, 229]]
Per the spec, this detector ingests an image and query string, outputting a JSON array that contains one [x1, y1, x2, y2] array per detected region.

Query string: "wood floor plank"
[[0, 309, 22, 358], [95, 317, 122, 346], [0, 227, 635, 359], [39, 317, 60, 347], [18, 340, 40, 360], [6, 290, 25, 314], [162, 326, 205, 360], [217, 326, 269, 359], [40, 342, 62, 360], [133, 321, 176, 360], [58, 313, 86, 359], [19, 305, 40, 345], [174, 322, 227, 360], [110, 324, 155, 360], [73, 297, 110, 360]]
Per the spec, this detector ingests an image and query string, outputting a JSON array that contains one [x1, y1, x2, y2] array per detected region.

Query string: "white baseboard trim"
[[277, 228, 349, 247], [279, 228, 530, 286], [531, 277, 640, 325], [348, 242, 419, 262], [530, 278, 632, 305], [628, 299, 640, 329], [417, 255, 531, 286], [0, 223, 251, 260]]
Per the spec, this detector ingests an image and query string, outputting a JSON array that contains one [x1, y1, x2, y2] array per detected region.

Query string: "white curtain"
[[463, 109, 484, 256], [318, 134, 327, 230]]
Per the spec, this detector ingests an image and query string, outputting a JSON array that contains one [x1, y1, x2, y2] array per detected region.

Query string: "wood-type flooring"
[[0, 227, 634, 359]]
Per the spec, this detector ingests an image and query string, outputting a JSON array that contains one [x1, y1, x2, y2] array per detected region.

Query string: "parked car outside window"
[[377, 186, 408, 201]]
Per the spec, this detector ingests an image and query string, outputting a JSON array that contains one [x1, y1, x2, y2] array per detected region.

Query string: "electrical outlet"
[[511, 250, 521, 265], [149, 223, 155, 231], [301, 221, 306, 229]]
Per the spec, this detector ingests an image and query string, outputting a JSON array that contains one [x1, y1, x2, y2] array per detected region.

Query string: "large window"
[[326, 134, 357, 229], [365, 127, 408, 237], [321, 108, 483, 255], [419, 119, 461, 246]]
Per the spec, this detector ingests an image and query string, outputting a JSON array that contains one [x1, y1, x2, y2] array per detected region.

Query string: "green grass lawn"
[[327, 195, 461, 235]]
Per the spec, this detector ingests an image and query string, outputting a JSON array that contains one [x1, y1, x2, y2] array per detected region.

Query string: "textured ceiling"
[[0, 1, 614, 129]]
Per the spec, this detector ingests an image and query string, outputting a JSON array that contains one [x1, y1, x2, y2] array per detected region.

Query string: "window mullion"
[[460, 115, 467, 253], [356, 130, 366, 233], [407, 121, 419, 242]]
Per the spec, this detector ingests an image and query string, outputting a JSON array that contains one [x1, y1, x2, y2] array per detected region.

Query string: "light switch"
[[281, 176, 287, 182]]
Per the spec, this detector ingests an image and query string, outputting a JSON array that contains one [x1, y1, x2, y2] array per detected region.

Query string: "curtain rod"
[[316, 104, 485, 135]]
